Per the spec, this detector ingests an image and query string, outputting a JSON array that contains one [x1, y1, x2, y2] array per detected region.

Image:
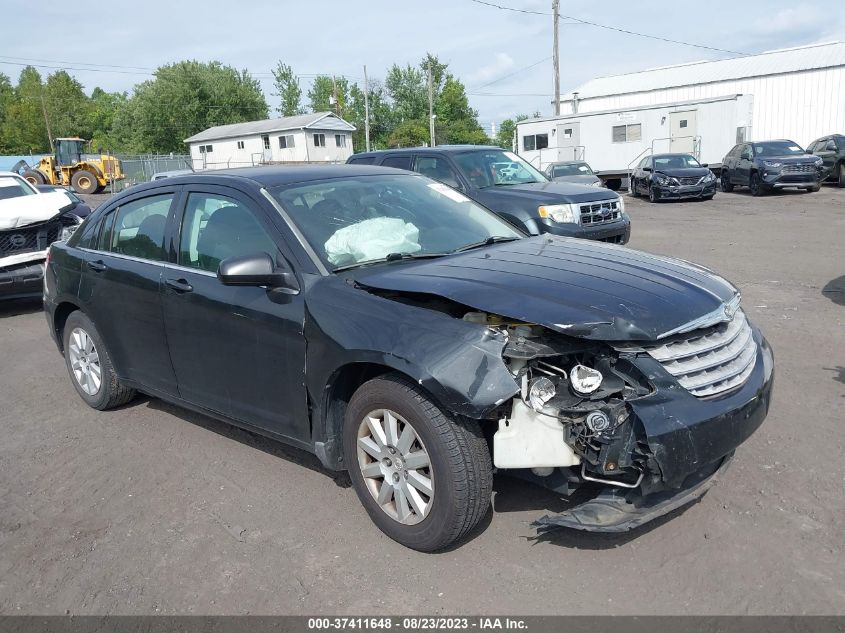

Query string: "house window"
[[679, 120, 688, 128], [313, 133, 326, 147], [198, 144, 213, 154], [237, 141, 245, 149], [262, 135, 270, 150], [279, 134, 295, 149], [522, 133, 549, 152], [335, 134, 347, 148], [611, 124, 641, 143], [563, 128, 573, 138]]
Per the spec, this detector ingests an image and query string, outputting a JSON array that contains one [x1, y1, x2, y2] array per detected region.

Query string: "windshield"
[[653, 154, 701, 169], [0, 175, 37, 200], [271, 174, 524, 271], [754, 141, 805, 157], [552, 163, 593, 177], [453, 149, 547, 188]]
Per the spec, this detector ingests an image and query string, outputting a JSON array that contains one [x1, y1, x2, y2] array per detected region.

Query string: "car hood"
[[654, 167, 711, 179], [551, 174, 602, 185], [351, 236, 738, 342], [758, 154, 817, 164], [476, 181, 617, 204], [0, 191, 72, 229]]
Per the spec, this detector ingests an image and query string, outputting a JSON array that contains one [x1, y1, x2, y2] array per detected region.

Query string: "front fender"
[[303, 276, 519, 461]]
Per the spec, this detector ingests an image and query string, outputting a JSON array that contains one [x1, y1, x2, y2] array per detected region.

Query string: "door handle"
[[165, 278, 193, 293], [87, 260, 107, 272]]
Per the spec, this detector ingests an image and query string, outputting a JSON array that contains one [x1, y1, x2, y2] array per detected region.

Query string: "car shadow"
[[822, 276, 845, 306], [0, 297, 42, 318], [140, 396, 352, 489]]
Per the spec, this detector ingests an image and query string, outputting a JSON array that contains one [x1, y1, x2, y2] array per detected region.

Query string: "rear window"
[[380, 155, 413, 170]]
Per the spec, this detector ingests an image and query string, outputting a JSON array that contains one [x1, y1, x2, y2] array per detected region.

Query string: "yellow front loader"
[[23, 138, 124, 194]]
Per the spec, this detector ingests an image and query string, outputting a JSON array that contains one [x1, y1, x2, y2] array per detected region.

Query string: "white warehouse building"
[[185, 112, 355, 170], [518, 42, 845, 180]]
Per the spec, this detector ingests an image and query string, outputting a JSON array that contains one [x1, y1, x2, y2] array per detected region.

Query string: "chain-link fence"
[[113, 154, 193, 191]]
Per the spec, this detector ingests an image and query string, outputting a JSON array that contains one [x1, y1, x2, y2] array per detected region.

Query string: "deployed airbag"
[[324, 217, 421, 266]]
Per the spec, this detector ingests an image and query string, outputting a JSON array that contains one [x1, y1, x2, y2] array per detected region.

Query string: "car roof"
[[751, 139, 797, 144], [549, 160, 588, 165], [115, 164, 416, 195], [652, 153, 696, 158], [352, 145, 501, 158]]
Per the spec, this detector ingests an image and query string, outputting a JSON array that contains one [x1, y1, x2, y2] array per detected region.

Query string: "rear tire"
[[838, 163, 845, 188], [63, 311, 136, 410], [720, 171, 734, 192], [343, 374, 492, 552], [71, 170, 98, 194], [23, 170, 46, 186]]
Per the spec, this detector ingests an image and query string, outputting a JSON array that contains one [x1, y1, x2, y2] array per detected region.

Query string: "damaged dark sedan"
[[44, 165, 774, 551]]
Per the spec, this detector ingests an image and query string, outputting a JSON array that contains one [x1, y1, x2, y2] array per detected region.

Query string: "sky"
[[1, 0, 843, 135]]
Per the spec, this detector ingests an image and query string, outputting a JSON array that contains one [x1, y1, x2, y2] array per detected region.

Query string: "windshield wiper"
[[452, 236, 521, 253], [333, 251, 448, 272]]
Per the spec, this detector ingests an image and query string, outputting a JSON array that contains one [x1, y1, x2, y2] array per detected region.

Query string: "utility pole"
[[331, 76, 340, 116], [427, 63, 435, 147], [552, 0, 560, 116], [40, 91, 54, 151], [363, 65, 371, 152]]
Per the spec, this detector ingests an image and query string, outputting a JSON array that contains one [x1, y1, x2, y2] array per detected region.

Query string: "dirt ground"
[[1, 184, 844, 615]]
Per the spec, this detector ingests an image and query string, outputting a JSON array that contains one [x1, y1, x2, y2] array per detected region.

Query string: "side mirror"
[[700, 163, 709, 168], [218, 252, 299, 292], [642, 166, 652, 172]]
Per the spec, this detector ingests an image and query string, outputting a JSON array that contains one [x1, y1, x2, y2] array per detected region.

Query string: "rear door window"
[[107, 194, 174, 261], [348, 156, 376, 165], [380, 155, 413, 171]]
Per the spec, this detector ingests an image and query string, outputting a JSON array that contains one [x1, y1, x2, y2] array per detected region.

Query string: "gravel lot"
[[1, 184, 844, 615]]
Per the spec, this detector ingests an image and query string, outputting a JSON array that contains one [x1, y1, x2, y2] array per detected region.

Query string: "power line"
[[471, 56, 550, 91], [467, 0, 749, 57]]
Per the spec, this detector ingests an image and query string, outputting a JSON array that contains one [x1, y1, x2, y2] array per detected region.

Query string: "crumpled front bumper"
[[533, 329, 774, 532], [0, 254, 46, 300]]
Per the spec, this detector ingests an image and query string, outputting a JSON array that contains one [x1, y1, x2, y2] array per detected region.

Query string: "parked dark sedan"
[[630, 153, 717, 202], [44, 166, 773, 551], [807, 134, 845, 187], [349, 146, 630, 244], [36, 185, 92, 218], [721, 140, 823, 196]]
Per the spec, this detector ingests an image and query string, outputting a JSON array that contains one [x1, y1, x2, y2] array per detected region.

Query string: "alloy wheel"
[[67, 327, 102, 395], [356, 408, 434, 525]]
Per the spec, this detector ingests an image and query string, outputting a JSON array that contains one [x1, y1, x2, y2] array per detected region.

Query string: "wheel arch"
[[52, 300, 84, 352]]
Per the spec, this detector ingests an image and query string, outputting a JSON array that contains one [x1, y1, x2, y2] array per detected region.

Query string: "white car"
[[0, 172, 81, 300]]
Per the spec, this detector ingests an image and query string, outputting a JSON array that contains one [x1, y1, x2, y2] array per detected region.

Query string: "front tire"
[[805, 183, 821, 193], [71, 170, 98, 194], [838, 163, 845, 188], [648, 185, 659, 203], [720, 171, 734, 192], [749, 172, 766, 196], [629, 178, 639, 197], [63, 311, 136, 410], [24, 169, 46, 186], [343, 374, 492, 552]]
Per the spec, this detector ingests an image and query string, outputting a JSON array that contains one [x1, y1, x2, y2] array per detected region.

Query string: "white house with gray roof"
[[184, 112, 355, 169]]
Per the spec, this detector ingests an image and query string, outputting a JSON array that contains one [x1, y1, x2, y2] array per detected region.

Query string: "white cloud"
[[466, 53, 516, 85]]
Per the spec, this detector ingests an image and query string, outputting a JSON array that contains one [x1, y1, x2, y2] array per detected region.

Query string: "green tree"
[[495, 114, 528, 150], [347, 80, 394, 150], [43, 70, 92, 140], [0, 73, 14, 153], [87, 87, 129, 151], [272, 61, 303, 117], [387, 119, 430, 147], [1, 66, 49, 153], [122, 61, 268, 153], [308, 75, 349, 115], [385, 63, 426, 122]]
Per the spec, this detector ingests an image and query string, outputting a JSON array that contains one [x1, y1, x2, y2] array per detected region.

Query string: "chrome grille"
[[782, 164, 815, 173], [641, 310, 757, 398], [580, 200, 621, 226], [678, 176, 703, 186]]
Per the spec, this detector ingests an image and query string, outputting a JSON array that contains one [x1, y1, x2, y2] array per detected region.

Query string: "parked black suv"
[[807, 134, 845, 187], [629, 153, 717, 202], [348, 146, 630, 244], [721, 140, 824, 196], [45, 166, 772, 551]]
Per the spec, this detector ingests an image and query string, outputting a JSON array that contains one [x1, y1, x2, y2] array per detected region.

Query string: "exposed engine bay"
[[466, 311, 654, 490]]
